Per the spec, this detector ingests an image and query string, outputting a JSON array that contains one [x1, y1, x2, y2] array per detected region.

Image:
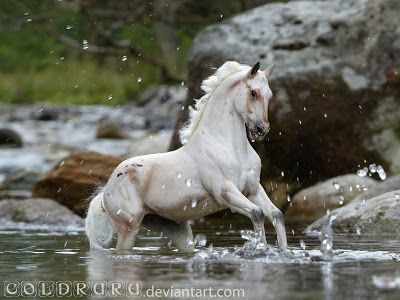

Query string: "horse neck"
[[191, 89, 249, 149]]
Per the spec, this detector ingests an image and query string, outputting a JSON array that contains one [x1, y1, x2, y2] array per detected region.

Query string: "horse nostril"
[[256, 125, 264, 134]]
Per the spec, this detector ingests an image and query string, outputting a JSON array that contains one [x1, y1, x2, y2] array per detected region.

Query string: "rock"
[[0, 128, 23, 148], [139, 85, 186, 130], [32, 151, 122, 216], [96, 119, 127, 139], [351, 174, 400, 202], [126, 130, 173, 157], [285, 174, 376, 226], [0, 190, 31, 200], [171, 0, 400, 185], [262, 179, 302, 211], [305, 190, 400, 234], [0, 168, 40, 191], [32, 106, 61, 121], [0, 198, 83, 227]]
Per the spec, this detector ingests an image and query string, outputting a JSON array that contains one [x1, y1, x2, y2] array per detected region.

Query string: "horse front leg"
[[250, 184, 288, 249], [217, 181, 267, 243]]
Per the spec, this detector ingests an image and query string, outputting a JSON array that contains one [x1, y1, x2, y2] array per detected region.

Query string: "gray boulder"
[[171, 0, 400, 185], [139, 85, 187, 130], [351, 174, 400, 202], [0, 198, 84, 228], [305, 190, 400, 234], [285, 174, 376, 226]]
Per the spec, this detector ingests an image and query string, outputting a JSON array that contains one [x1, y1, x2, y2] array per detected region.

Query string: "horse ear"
[[264, 64, 275, 77], [248, 62, 260, 77]]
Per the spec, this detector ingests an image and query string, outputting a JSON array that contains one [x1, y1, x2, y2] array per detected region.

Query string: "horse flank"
[[179, 61, 249, 145]]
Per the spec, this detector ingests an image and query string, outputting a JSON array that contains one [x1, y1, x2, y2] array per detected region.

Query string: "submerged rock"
[[0, 198, 83, 227], [32, 151, 122, 216], [0, 128, 23, 148], [172, 0, 400, 184], [0, 168, 40, 191], [285, 174, 376, 226], [305, 190, 400, 234]]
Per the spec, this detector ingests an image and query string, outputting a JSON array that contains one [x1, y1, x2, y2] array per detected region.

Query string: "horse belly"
[[144, 175, 220, 222]]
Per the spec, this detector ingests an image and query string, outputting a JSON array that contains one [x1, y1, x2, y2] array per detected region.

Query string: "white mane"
[[179, 61, 249, 144]]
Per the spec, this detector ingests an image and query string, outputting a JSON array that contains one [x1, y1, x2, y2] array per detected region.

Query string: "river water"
[[1, 215, 399, 300]]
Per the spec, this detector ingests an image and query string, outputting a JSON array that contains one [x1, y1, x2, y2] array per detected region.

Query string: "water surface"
[[1, 217, 399, 299]]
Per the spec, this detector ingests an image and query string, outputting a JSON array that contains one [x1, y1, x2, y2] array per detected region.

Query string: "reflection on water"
[[1, 219, 400, 299]]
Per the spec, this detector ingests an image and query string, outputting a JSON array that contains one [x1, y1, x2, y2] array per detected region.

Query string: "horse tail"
[[85, 191, 115, 249]]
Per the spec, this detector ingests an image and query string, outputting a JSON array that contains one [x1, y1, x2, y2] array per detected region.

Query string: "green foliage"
[[0, 0, 281, 105], [0, 58, 156, 105]]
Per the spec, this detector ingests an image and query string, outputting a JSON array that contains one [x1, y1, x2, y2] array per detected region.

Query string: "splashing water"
[[319, 214, 337, 256]]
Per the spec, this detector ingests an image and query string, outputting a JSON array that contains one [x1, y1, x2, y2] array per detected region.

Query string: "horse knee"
[[271, 209, 284, 226], [250, 208, 265, 223]]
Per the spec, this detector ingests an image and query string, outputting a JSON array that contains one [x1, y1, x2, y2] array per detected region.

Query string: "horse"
[[85, 61, 288, 252]]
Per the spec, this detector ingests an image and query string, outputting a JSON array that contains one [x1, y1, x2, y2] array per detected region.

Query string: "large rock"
[[126, 130, 173, 158], [0, 198, 83, 228], [285, 174, 376, 226], [139, 85, 187, 130], [306, 190, 400, 234], [32, 151, 122, 216], [351, 174, 400, 202], [171, 0, 400, 185], [0, 128, 23, 148], [96, 119, 127, 139]]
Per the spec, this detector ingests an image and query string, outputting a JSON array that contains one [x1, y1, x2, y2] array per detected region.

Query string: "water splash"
[[319, 214, 337, 256]]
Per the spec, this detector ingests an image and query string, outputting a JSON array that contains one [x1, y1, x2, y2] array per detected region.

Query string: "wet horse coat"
[[85, 61, 288, 251]]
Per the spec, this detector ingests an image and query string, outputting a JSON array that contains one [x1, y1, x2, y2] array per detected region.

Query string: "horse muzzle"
[[249, 122, 270, 141]]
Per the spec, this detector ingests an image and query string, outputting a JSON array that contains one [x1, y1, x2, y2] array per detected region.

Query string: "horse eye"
[[250, 90, 257, 99]]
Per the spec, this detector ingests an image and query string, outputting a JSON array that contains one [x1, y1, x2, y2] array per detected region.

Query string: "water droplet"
[[137, 77, 142, 83], [357, 168, 368, 177], [161, 184, 166, 189], [250, 169, 255, 175], [66, 25, 73, 30], [333, 181, 340, 190], [291, 229, 295, 235], [186, 179, 192, 188], [183, 205, 187, 211], [324, 113, 328, 118], [116, 209, 122, 215], [299, 120, 302, 125], [180, 81, 185, 86], [300, 239, 306, 250], [395, 193, 400, 199], [82, 39, 88, 50], [376, 165, 386, 180], [108, 95, 113, 100], [338, 195, 344, 205], [369, 163, 377, 173], [281, 171, 285, 177], [356, 227, 362, 236], [287, 195, 291, 202], [191, 199, 197, 208], [194, 234, 207, 247], [176, 171, 182, 178], [121, 55, 127, 61]]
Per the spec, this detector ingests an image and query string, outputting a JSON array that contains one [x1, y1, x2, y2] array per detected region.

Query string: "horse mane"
[[179, 61, 249, 144]]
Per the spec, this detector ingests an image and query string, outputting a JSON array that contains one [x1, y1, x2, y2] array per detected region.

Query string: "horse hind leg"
[[114, 214, 143, 251], [142, 215, 195, 253], [105, 187, 146, 251]]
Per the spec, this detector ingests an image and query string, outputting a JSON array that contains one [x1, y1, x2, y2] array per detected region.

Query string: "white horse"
[[85, 61, 288, 252]]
